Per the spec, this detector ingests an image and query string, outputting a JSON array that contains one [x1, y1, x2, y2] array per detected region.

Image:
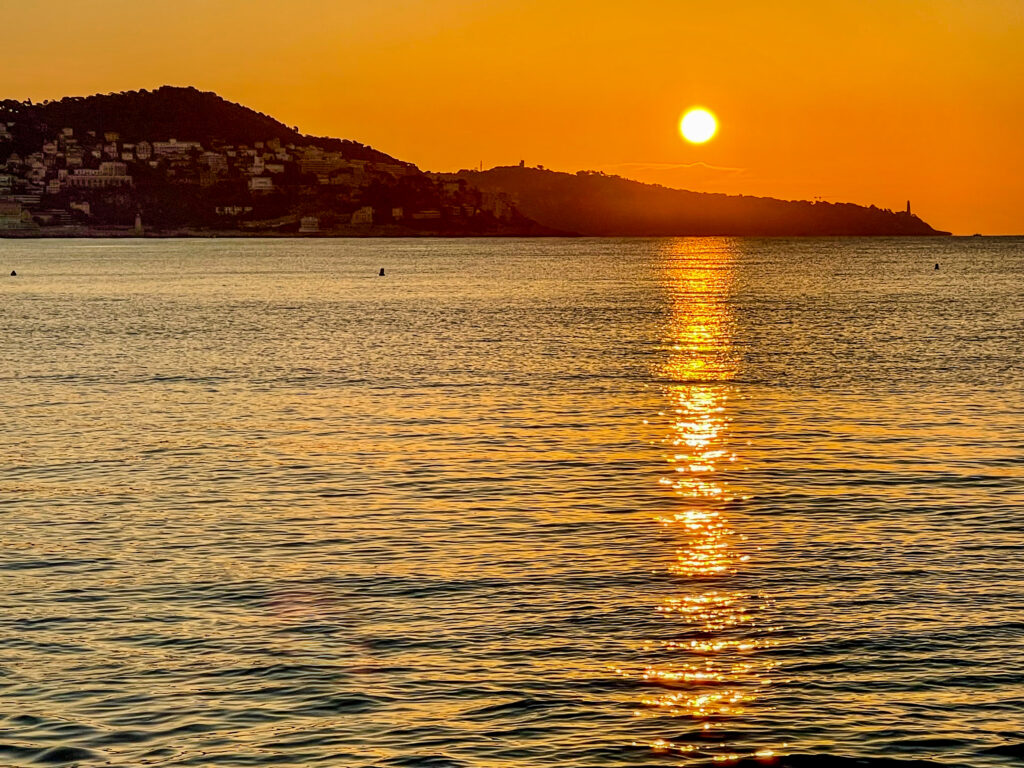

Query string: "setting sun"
[[680, 108, 718, 144]]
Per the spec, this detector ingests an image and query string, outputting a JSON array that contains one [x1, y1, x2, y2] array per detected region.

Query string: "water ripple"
[[0, 237, 1021, 766]]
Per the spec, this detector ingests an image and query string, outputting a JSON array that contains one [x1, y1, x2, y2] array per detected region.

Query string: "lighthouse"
[[906, 200, 912, 215]]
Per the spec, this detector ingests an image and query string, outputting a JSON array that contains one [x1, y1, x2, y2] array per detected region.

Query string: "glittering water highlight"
[[0, 236, 1022, 767]]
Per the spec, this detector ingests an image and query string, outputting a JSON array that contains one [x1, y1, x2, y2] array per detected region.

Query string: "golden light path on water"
[[628, 240, 782, 763]]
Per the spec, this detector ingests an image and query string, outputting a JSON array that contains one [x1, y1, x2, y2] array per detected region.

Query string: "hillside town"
[[0, 121, 520, 235], [0, 86, 944, 238]]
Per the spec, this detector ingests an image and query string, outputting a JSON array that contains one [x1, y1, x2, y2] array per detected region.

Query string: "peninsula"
[[0, 87, 948, 237]]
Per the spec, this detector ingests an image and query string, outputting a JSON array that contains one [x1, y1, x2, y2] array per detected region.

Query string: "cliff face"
[[454, 167, 949, 237]]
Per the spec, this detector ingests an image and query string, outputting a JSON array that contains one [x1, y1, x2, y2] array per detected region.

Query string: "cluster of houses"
[[0, 123, 517, 231]]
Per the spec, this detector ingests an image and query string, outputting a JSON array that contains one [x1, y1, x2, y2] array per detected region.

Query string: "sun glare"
[[681, 108, 717, 144]]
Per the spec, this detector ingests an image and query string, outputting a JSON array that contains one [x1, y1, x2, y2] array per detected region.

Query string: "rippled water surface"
[[1, 237, 1022, 767]]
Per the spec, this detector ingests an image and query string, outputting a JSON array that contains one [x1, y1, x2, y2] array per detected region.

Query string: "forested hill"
[[454, 166, 949, 237], [0, 86, 403, 164]]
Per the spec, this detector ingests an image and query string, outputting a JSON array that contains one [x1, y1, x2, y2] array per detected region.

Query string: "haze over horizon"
[[4, 0, 1022, 234]]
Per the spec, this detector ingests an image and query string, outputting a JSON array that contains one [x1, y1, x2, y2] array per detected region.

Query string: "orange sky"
[[4, 0, 1023, 233]]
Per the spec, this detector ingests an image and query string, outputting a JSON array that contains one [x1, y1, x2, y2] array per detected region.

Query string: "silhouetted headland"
[[452, 166, 950, 237], [0, 87, 948, 238]]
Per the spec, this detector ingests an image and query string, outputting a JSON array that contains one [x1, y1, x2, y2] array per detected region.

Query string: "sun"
[[680, 108, 718, 144]]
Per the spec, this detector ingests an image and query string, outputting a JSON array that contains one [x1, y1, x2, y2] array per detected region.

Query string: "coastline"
[[0, 226, 954, 239]]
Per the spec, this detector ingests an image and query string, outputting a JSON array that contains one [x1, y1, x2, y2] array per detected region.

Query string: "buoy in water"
[[934, 263, 939, 270], [379, 268, 386, 276], [9, 270, 15, 276]]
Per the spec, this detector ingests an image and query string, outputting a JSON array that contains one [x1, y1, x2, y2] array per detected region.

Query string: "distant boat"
[[971, 233, 983, 237]]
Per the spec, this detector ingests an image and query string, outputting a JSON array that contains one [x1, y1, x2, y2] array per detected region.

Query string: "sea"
[[1, 237, 1022, 768]]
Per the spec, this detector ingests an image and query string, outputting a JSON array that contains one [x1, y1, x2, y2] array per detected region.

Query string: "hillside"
[[0, 86, 402, 164], [453, 167, 948, 237], [0, 87, 540, 235], [0, 86, 948, 237]]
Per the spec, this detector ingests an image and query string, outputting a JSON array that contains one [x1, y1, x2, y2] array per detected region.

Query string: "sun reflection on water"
[[629, 240, 781, 762]]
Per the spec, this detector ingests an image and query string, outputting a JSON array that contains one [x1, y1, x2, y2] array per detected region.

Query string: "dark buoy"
[[934, 263, 939, 270], [379, 268, 386, 277], [9, 270, 15, 276]]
